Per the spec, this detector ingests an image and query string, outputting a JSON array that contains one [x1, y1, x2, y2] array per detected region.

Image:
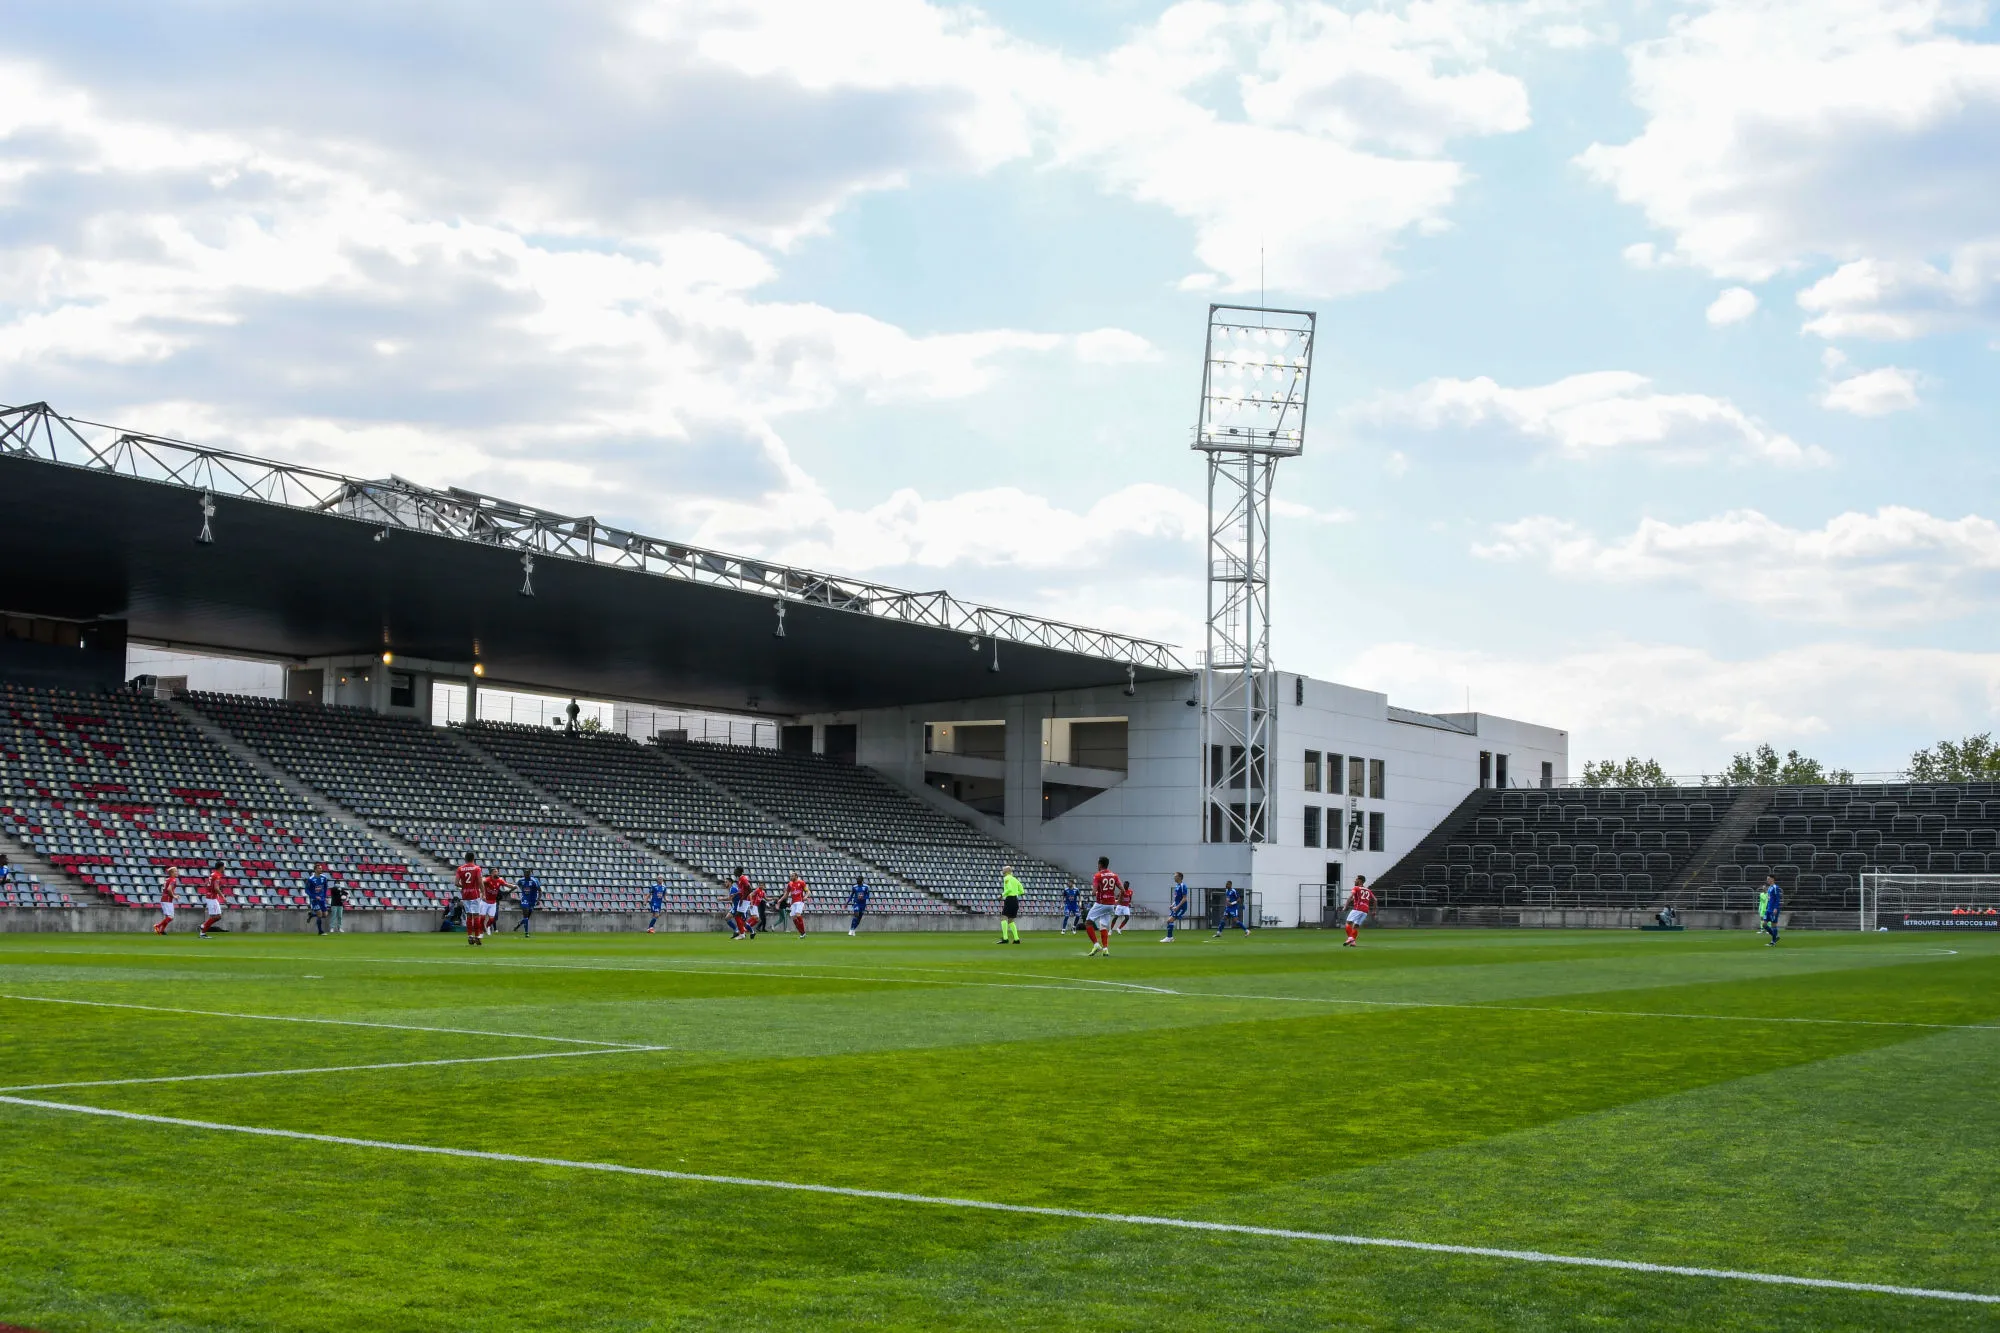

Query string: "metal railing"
[[1, 402, 1189, 672]]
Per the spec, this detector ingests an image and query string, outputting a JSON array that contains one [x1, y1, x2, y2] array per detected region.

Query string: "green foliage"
[[1, 932, 1996, 1331], [1907, 733, 2000, 783], [1580, 757, 1673, 787], [1715, 742, 1856, 786]]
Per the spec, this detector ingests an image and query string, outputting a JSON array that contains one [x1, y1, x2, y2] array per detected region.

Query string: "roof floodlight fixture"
[[773, 599, 787, 638], [1193, 303, 1315, 847], [196, 490, 215, 544], [989, 636, 1000, 673], [519, 551, 536, 597], [1124, 662, 1138, 698]]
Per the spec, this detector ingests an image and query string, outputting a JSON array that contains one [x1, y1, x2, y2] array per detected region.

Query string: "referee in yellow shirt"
[[999, 866, 1025, 944]]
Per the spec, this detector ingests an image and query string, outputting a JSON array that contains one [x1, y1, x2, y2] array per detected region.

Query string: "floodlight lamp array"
[[1194, 306, 1315, 457]]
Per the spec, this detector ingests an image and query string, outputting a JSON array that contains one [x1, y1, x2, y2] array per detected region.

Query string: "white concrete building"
[[805, 671, 1567, 926]]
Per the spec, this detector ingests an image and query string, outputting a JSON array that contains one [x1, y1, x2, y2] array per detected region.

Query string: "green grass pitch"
[[1, 924, 1995, 1331]]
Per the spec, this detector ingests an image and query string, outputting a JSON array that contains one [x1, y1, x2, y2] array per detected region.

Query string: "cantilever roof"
[[0, 403, 1188, 714]]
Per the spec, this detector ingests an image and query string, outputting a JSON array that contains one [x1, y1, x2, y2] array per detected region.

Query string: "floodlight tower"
[[1194, 304, 1316, 844]]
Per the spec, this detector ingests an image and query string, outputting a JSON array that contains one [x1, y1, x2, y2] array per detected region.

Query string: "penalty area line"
[[0, 1096, 1992, 1307], [0, 1045, 670, 1093], [0, 992, 653, 1048]]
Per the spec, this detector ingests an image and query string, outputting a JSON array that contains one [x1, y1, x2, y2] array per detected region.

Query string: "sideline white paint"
[[1, 1095, 1992, 1307], [0, 992, 654, 1047], [0, 1046, 669, 1093]]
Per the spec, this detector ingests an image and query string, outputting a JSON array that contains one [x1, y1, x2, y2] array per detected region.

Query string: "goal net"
[[1857, 873, 2000, 933]]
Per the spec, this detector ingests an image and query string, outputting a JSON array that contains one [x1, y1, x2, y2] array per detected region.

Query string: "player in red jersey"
[[1113, 877, 1134, 934], [154, 869, 180, 935], [751, 882, 769, 937], [1085, 856, 1120, 956], [480, 868, 507, 942], [1343, 875, 1375, 947], [456, 853, 485, 945], [198, 864, 228, 936], [786, 873, 809, 936]]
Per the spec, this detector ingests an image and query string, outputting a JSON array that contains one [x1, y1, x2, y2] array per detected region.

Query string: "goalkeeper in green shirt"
[[999, 866, 1025, 943]]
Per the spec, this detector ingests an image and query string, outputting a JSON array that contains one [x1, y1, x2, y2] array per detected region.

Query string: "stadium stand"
[[459, 722, 954, 915], [1698, 783, 2000, 917], [1382, 786, 1732, 910], [0, 682, 443, 910], [189, 695, 707, 913], [655, 738, 1081, 914]]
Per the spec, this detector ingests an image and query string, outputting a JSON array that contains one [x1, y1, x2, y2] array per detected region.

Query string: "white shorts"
[[1087, 902, 1116, 928], [482, 901, 499, 918], [789, 901, 805, 917], [159, 903, 175, 918], [1346, 909, 1369, 926], [1113, 905, 1132, 919]]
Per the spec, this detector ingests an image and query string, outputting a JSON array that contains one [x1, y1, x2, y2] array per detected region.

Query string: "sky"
[[3, 0, 1998, 775]]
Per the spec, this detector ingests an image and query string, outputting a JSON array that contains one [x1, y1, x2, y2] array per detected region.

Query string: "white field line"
[[0, 1045, 668, 1093], [8, 952, 1996, 1034], [1, 1095, 1993, 1307], [0, 993, 655, 1047]]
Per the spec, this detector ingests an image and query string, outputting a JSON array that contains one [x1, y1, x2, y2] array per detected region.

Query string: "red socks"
[[794, 918, 805, 936], [1345, 924, 1357, 944]]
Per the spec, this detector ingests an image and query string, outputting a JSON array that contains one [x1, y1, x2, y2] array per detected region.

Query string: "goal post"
[[1858, 872, 2000, 932]]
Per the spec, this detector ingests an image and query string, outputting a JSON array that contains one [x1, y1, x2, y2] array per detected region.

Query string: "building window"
[[1303, 806, 1320, 848], [1495, 753, 1509, 789], [1541, 760, 1554, 789], [1348, 808, 1365, 851], [1368, 758, 1385, 800], [1479, 750, 1492, 788], [1294, 676, 1305, 706], [1303, 750, 1321, 793], [1327, 753, 1344, 794], [1368, 811, 1385, 852], [1348, 756, 1365, 796]]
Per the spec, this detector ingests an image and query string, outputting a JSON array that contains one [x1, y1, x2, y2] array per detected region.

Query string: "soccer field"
[[1, 927, 1994, 1331]]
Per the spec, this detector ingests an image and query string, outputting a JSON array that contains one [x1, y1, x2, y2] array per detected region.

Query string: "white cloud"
[[1704, 285, 1758, 325], [691, 480, 1210, 646], [639, 0, 1576, 296], [1822, 365, 1923, 415], [1796, 244, 2000, 339], [1357, 371, 1827, 465], [1579, 1, 2000, 285], [1474, 505, 2000, 624], [1343, 638, 2000, 770]]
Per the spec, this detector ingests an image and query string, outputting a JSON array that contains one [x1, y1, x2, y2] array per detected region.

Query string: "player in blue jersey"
[[1060, 882, 1082, 934], [1760, 874, 1782, 945], [646, 878, 668, 933], [513, 870, 542, 935], [847, 875, 871, 935], [1209, 880, 1249, 938], [303, 864, 331, 935], [1161, 872, 1189, 942]]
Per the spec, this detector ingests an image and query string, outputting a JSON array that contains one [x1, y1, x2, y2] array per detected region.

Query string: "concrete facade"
[[802, 670, 1568, 926]]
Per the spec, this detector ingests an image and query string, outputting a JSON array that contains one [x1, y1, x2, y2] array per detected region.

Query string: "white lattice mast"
[[1195, 305, 1315, 844]]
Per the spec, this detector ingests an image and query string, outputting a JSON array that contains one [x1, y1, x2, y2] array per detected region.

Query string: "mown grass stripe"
[[2, 1094, 1991, 1307], [0, 1045, 669, 1092], [0, 992, 652, 1047]]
